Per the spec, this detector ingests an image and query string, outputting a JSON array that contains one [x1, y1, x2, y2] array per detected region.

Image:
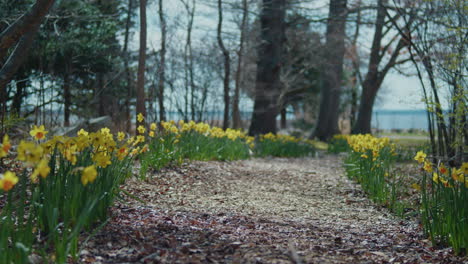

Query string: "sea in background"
[[372, 109, 428, 131]]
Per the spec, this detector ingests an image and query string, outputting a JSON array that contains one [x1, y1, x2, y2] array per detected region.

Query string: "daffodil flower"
[[0, 171, 19, 191], [30, 125, 48, 140], [81, 165, 97, 186], [414, 151, 427, 164]]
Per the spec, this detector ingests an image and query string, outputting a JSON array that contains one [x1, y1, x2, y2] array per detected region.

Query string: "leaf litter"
[[79, 155, 467, 263]]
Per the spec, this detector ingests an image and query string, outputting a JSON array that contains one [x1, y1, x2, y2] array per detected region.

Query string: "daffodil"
[[150, 123, 157, 130], [100, 127, 111, 135], [17, 141, 43, 164], [77, 129, 89, 137], [137, 125, 146, 134], [117, 132, 126, 142], [423, 161, 433, 173], [89, 132, 105, 147], [93, 152, 111, 168], [433, 172, 439, 183], [0, 171, 19, 191], [149, 131, 155, 138], [414, 151, 427, 164], [116, 146, 128, 161], [460, 162, 468, 175], [31, 158, 51, 181], [30, 125, 48, 140], [134, 135, 145, 145], [81, 165, 97, 186], [0, 134, 11, 158], [438, 163, 448, 175], [137, 113, 144, 123], [451, 168, 464, 182], [140, 144, 149, 153]]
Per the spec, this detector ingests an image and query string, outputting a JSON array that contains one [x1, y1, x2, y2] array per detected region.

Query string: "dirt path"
[[80, 155, 466, 263]]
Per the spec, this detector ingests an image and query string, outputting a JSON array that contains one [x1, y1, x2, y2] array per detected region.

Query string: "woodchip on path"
[[80, 155, 467, 263]]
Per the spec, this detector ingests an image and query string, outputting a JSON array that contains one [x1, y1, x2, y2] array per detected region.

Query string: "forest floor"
[[79, 155, 467, 264]]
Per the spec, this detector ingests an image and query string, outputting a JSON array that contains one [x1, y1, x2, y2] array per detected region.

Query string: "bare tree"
[[312, 0, 348, 141], [123, 0, 134, 132], [136, 0, 147, 129], [232, 0, 249, 129], [217, 0, 231, 129], [157, 0, 167, 122], [352, 0, 414, 134], [249, 0, 286, 136]]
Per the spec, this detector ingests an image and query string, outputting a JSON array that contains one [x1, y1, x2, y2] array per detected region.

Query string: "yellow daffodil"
[[149, 131, 155, 138], [0, 171, 19, 191], [134, 135, 145, 145], [433, 172, 439, 183], [31, 158, 51, 181], [137, 125, 146, 134], [0, 134, 11, 158], [77, 129, 89, 137], [89, 132, 105, 147], [81, 165, 97, 186], [130, 147, 140, 156], [100, 127, 111, 135], [438, 163, 448, 175], [93, 152, 111, 168], [414, 151, 427, 164], [64, 145, 78, 165], [137, 113, 144, 123], [424, 161, 433, 173], [150, 123, 157, 130], [140, 144, 149, 153], [17, 141, 43, 164], [116, 146, 128, 161], [117, 132, 126, 142], [460, 162, 468, 175], [30, 125, 48, 140], [451, 168, 464, 182]]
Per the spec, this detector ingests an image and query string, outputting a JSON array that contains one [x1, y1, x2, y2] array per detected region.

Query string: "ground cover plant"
[[342, 134, 468, 255], [342, 134, 407, 214], [0, 117, 314, 263], [414, 151, 468, 255], [0, 126, 143, 263]]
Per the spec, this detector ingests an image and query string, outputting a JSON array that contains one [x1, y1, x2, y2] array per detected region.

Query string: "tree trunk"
[[312, 0, 347, 141], [217, 0, 231, 130], [0, 0, 55, 61], [353, 78, 380, 134], [64, 63, 71, 126], [232, 0, 248, 129], [157, 0, 166, 122], [0, 0, 55, 132], [352, 0, 386, 134], [248, 0, 286, 136], [123, 0, 134, 132], [11, 69, 28, 115], [352, 0, 410, 134], [280, 108, 286, 129], [136, 0, 147, 129]]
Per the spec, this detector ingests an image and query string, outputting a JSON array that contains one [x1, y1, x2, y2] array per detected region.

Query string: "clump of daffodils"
[[0, 122, 148, 192], [414, 150, 467, 188], [346, 134, 395, 157]]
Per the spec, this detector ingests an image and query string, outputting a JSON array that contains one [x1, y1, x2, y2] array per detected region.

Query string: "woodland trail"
[[79, 155, 466, 263]]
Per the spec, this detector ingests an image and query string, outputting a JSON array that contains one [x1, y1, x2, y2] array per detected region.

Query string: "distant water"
[[372, 110, 428, 130]]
